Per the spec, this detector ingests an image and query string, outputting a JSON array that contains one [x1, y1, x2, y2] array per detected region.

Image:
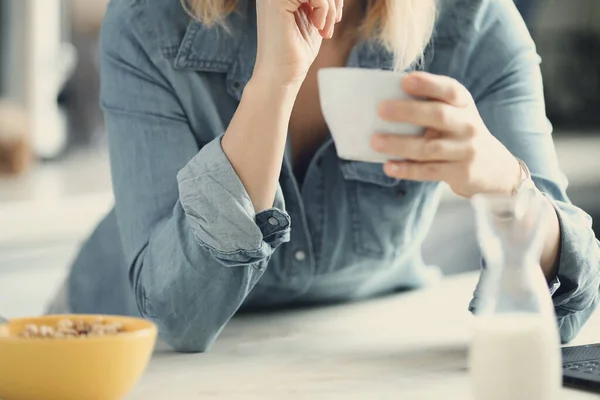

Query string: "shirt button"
[[268, 217, 279, 226], [294, 250, 306, 262]]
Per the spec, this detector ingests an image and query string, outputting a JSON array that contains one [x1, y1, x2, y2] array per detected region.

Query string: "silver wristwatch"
[[512, 157, 536, 196]]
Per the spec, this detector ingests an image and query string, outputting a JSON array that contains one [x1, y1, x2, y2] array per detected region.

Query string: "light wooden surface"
[[127, 273, 600, 399]]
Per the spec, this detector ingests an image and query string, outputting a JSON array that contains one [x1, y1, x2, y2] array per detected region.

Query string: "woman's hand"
[[371, 72, 522, 199], [254, 0, 342, 87]]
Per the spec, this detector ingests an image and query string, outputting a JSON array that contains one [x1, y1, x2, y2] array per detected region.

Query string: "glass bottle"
[[468, 188, 562, 400]]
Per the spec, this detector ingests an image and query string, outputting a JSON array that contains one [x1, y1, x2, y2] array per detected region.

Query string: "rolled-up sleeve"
[[547, 198, 600, 342], [463, 0, 600, 342], [99, 2, 290, 352], [178, 136, 290, 266]]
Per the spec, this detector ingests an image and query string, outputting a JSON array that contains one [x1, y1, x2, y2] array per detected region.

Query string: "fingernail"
[[378, 102, 393, 116], [387, 163, 401, 173], [337, 7, 343, 22], [403, 77, 419, 91], [372, 136, 386, 150]]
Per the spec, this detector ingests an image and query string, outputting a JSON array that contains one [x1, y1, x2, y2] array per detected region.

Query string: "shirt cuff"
[[470, 193, 599, 321], [548, 275, 561, 297], [544, 196, 600, 314], [469, 258, 563, 315], [177, 136, 291, 266]]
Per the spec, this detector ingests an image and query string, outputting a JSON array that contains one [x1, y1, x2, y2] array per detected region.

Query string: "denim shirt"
[[65, 0, 600, 352]]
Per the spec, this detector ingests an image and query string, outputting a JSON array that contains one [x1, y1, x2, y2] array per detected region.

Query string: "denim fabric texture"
[[63, 0, 600, 351]]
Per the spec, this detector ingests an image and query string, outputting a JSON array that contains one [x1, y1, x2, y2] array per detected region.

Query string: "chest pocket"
[[339, 161, 424, 258]]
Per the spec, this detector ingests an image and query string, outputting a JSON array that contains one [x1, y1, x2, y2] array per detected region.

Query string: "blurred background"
[[0, 0, 599, 318]]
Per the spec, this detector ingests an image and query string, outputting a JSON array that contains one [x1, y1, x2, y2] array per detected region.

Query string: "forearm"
[[222, 78, 301, 212], [540, 193, 561, 281]]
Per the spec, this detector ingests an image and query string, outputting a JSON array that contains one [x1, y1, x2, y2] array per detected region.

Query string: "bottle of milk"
[[469, 188, 562, 400]]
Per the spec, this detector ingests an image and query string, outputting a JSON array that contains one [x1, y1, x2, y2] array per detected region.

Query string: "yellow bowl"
[[0, 315, 157, 400]]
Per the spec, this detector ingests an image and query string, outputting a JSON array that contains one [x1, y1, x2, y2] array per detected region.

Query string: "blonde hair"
[[181, 0, 437, 70]]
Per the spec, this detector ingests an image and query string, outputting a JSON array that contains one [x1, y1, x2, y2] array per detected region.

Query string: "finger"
[[402, 72, 472, 108], [378, 100, 473, 135], [423, 128, 443, 140], [307, 0, 328, 30], [372, 134, 474, 162], [323, 0, 337, 38], [335, 0, 343, 22], [383, 160, 451, 182]]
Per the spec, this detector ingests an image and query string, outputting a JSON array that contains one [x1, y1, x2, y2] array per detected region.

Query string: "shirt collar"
[[173, 1, 409, 98]]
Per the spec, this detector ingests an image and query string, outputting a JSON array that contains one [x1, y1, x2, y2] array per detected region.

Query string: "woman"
[[52, 0, 599, 352]]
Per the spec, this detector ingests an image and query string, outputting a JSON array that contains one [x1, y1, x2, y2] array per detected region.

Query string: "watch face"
[[512, 179, 538, 219], [522, 177, 537, 193]]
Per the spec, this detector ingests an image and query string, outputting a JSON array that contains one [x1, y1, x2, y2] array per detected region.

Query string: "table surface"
[[127, 273, 600, 400]]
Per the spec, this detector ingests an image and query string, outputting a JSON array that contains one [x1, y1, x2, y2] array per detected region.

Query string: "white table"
[[128, 273, 600, 399]]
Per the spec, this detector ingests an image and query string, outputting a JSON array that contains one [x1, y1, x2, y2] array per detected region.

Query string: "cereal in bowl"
[[19, 318, 125, 339]]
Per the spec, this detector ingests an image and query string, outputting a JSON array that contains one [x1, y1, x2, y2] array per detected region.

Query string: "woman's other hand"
[[254, 0, 343, 86], [371, 72, 522, 199]]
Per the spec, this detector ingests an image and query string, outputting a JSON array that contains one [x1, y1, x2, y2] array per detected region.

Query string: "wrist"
[[248, 70, 304, 93], [493, 156, 526, 197], [245, 76, 301, 111], [510, 157, 535, 195]]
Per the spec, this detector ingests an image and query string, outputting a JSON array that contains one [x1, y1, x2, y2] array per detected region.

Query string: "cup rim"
[[318, 67, 405, 76], [0, 314, 157, 343]]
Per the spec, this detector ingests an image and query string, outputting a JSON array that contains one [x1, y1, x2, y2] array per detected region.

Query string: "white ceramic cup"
[[318, 67, 424, 164]]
